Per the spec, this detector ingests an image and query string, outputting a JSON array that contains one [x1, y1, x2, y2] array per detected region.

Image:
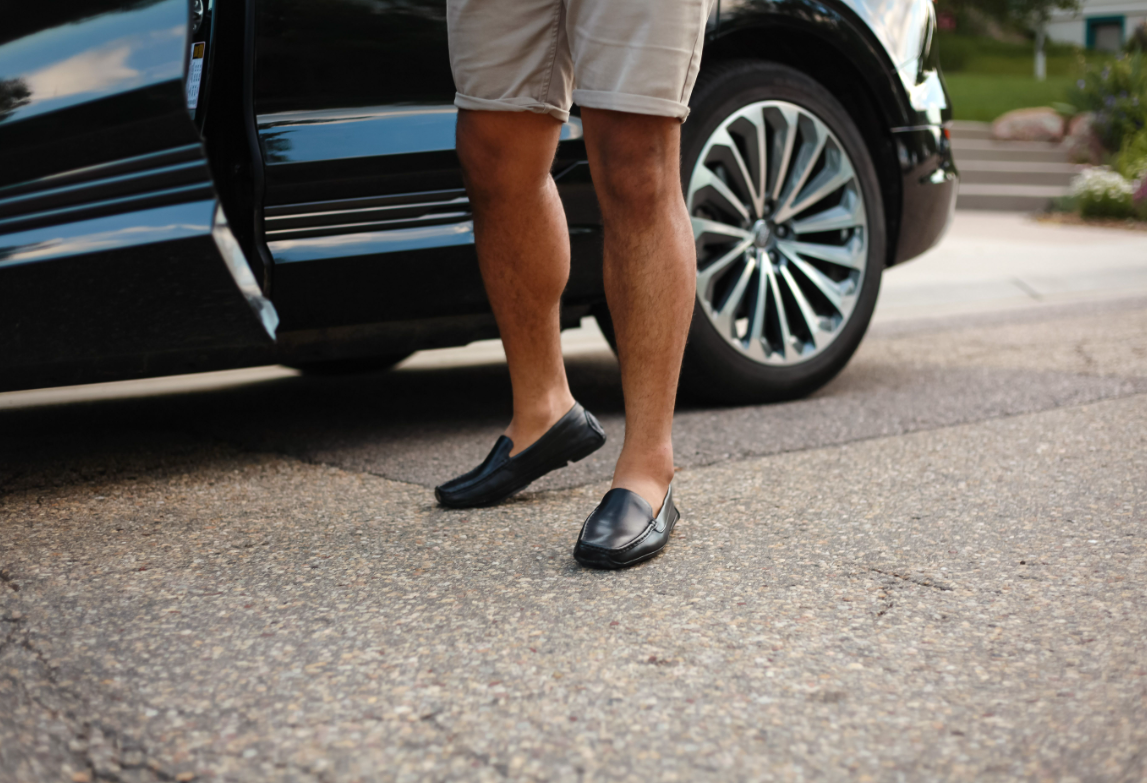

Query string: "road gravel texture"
[[1, 297, 1145, 782]]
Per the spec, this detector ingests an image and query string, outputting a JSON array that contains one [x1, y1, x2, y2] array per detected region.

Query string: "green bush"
[[1116, 126, 1147, 180], [1127, 22, 1147, 54], [1068, 52, 1147, 152], [1135, 182, 1147, 220]]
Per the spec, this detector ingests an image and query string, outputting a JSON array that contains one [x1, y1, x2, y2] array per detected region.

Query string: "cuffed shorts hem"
[[454, 93, 571, 123], [571, 89, 691, 121]]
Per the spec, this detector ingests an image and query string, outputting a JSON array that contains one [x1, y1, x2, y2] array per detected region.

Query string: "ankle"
[[514, 390, 575, 426], [611, 446, 676, 511], [505, 390, 576, 453]]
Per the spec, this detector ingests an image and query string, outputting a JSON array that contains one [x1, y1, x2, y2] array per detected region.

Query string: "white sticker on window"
[[186, 42, 205, 110]]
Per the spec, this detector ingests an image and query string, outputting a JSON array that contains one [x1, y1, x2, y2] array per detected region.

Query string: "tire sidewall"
[[680, 61, 886, 404]]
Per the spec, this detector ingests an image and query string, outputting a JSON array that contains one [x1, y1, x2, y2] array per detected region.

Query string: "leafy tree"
[[0, 79, 31, 124]]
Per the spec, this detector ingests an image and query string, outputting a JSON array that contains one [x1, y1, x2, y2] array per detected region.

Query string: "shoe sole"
[[436, 434, 605, 509]]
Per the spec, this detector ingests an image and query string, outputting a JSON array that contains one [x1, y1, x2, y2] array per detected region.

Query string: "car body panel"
[[0, 0, 278, 391], [0, 0, 956, 392]]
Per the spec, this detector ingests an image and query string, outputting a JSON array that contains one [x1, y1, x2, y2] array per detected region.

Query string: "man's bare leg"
[[456, 110, 576, 455], [580, 108, 696, 512]]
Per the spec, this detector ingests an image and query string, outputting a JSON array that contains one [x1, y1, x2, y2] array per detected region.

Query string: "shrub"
[[1127, 22, 1147, 54], [1068, 52, 1147, 151], [1135, 178, 1147, 220], [1070, 167, 1137, 218], [1115, 126, 1147, 180]]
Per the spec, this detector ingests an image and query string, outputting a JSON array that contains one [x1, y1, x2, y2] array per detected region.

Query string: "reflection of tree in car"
[[0, 79, 31, 123]]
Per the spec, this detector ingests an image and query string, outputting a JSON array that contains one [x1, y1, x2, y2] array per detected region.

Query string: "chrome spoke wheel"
[[687, 100, 868, 366]]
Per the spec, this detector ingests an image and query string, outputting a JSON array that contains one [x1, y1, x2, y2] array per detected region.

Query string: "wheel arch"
[[703, 11, 911, 268]]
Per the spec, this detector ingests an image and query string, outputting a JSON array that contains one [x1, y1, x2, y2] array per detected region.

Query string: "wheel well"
[[702, 28, 903, 267]]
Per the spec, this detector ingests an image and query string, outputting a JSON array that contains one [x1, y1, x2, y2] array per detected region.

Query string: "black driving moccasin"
[[435, 402, 606, 508], [573, 484, 679, 569]]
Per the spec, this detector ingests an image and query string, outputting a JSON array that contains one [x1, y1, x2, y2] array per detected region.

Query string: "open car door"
[[0, 0, 277, 392]]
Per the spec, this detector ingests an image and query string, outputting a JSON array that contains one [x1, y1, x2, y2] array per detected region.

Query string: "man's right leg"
[[455, 109, 576, 455]]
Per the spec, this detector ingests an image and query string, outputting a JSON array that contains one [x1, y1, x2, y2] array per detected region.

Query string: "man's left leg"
[[571, 108, 697, 569], [581, 108, 696, 512]]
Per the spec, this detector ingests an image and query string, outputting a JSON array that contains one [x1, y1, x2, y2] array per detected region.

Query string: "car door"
[[0, 0, 277, 392], [250, 0, 599, 334]]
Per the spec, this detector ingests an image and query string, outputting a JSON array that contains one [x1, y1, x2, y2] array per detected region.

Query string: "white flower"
[[1070, 166, 1135, 199]]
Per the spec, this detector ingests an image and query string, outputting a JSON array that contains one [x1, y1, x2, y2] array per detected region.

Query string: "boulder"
[[1064, 112, 1104, 165], [991, 107, 1065, 142]]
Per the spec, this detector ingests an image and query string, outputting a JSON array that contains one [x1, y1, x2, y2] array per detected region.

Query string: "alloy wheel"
[[686, 100, 869, 366]]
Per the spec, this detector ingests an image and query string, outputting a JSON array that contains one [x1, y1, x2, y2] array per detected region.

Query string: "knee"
[[592, 154, 679, 217], [455, 111, 559, 202]]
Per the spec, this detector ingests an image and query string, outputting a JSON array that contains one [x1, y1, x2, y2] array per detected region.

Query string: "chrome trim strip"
[[0, 144, 213, 236], [0, 183, 216, 234], [264, 196, 469, 223], [0, 161, 210, 215], [264, 188, 468, 217], [265, 211, 471, 240], [0, 144, 203, 199]]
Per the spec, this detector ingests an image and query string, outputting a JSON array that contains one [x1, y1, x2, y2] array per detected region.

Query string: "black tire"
[[285, 353, 412, 376], [679, 60, 886, 405]]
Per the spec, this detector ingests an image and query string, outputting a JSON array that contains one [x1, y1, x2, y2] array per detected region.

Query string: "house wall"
[[1047, 0, 1147, 48]]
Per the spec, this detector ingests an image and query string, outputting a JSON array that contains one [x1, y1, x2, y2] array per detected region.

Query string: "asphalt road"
[[1, 214, 1146, 782]]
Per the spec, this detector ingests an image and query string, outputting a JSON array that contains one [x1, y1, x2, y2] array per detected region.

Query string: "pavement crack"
[[2, 622, 175, 783], [859, 565, 954, 592], [1011, 277, 1043, 301]]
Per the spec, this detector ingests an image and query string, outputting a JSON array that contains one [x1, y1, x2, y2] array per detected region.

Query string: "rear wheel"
[[679, 60, 886, 404]]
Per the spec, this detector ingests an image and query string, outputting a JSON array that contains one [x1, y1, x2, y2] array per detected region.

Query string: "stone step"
[[957, 159, 1080, 187], [947, 120, 994, 140], [956, 183, 1069, 212], [953, 142, 1071, 164]]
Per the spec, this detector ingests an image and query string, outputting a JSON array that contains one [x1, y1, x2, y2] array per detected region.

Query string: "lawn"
[[944, 74, 1072, 122], [935, 33, 1105, 122]]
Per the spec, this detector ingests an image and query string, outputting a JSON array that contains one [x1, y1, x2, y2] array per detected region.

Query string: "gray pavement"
[[2, 215, 1146, 782]]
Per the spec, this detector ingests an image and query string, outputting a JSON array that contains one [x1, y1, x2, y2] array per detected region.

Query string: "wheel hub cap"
[[751, 219, 772, 249]]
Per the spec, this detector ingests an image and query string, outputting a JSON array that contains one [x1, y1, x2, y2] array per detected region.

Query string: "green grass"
[[933, 33, 1118, 121], [944, 74, 1072, 122]]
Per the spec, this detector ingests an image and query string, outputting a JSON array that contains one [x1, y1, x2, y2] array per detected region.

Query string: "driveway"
[[2, 213, 1146, 782]]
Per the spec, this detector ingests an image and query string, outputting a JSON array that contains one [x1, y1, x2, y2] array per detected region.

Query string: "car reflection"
[[0, 0, 184, 124]]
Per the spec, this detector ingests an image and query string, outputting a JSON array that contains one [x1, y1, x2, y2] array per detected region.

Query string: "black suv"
[[0, 0, 956, 401]]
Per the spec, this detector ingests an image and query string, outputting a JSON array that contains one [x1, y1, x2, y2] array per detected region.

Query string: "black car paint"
[[0, 0, 276, 391], [0, 0, 956, 393], [249, 0, 603, 332]]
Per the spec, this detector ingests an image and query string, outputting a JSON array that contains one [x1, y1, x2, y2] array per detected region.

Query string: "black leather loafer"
[[435, 402, 606, 508], [573, 484, 679, 569]]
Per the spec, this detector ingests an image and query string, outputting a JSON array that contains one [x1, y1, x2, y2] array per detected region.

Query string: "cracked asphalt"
[[1, 286, 1146, 780]]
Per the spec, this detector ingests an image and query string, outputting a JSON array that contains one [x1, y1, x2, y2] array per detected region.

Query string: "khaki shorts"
[[446, 0, 716, 123]]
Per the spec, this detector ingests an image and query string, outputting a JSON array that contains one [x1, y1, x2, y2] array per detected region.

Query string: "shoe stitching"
[[577, 521, 657, 554]]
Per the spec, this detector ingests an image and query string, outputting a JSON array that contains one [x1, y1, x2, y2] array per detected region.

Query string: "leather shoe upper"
[[574, 484, 678, 569], [577, 489, 656, 551], [435, 402, 605, 508]]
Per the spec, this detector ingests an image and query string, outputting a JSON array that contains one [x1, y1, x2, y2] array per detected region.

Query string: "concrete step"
[[956, 183, 1069, 211], [957, 159, 1080, 187], [952, 139, 1069, 164], [947, 120, 994, 141]]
